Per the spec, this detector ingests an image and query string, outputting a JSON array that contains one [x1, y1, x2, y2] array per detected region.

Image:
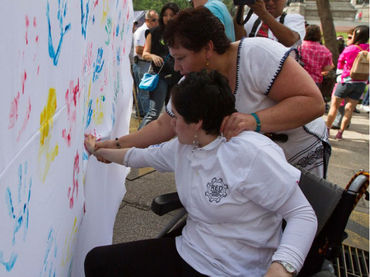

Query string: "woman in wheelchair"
[[84, 70, 318, 277]]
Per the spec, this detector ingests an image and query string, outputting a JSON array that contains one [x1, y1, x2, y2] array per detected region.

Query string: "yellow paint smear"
[[40, 88, 57, 145]]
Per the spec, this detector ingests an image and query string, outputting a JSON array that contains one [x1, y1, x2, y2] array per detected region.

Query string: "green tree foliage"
[[133, 0, 236, 15]]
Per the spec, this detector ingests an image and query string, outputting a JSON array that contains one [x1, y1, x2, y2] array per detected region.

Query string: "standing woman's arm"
[[142, 33, 163, 67], [259, 56, 325, 131], [221, 57, 325, 139]]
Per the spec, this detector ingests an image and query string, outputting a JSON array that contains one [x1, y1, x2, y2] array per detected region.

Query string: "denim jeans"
[[138, 77, 168, 130], [132, 61, 150, 117]]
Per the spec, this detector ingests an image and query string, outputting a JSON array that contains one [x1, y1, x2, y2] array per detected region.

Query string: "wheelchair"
[[151, 168, 369, 277]]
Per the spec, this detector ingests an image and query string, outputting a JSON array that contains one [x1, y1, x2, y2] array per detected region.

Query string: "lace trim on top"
[[234, 38, 244, 95], [265, 47, 297, 95]]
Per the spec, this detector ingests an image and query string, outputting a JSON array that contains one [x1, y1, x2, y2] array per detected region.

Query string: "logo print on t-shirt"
[[205, 177, 228, 203]]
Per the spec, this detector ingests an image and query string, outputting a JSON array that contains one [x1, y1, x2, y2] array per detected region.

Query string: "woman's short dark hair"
[[304, 25, 321, 42], [352, 25, 369, 45], [171, 70, 236, 135], [164, 7, 230, 54], [159, 3, 180, 29]]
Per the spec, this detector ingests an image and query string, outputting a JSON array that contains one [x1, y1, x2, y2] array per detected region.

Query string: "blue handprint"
[[6, 162, 32, 245], [46, 0, 71, 66], [0, 162, 32, 272], [92, 48, 104, 82], [81, 0, 90, 39]]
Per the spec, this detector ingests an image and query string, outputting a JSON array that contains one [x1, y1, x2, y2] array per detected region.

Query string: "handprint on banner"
[[61, 217, 78, 267], [8, 15, 41, 142], [82, 42, 93, 74], [81, 0, 91, 39], [104, 17, 112, 46], [40, 228, 57, 277], [46, 0, 71, 66], [111, 71, 121, 126], [0, 162, 32, 272], [92, 47, 104, 82], [62, 79, 80, 147], [39, 89, 59, 183], [67, 152, 80, 209], [93, 95, 105, 125], [101, 0, 109, 25]]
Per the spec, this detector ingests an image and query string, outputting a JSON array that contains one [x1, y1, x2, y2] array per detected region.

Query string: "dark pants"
[[84, 238, 207, 277]]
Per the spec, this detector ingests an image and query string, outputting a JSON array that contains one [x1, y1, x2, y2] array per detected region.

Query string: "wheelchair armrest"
[[151, 192, 183, 216]]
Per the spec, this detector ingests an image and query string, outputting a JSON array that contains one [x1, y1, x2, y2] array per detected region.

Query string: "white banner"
[[0, 0, 133, 276]]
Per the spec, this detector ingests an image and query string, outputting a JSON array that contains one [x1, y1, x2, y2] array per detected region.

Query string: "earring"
[[205, 58, 209, 68], [192, 133, 200, 151]]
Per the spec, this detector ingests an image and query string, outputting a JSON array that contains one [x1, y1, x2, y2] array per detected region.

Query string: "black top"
[[146, 26, 181, 83]]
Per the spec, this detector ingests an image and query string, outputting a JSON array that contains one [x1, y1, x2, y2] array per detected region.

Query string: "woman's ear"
[[205, 40, 214, 59], [194, 120, 203, 131]]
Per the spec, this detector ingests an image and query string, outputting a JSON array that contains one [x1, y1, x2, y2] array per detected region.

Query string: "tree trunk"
[[316, 0, 338, 101], [315, 0, 339, 66]]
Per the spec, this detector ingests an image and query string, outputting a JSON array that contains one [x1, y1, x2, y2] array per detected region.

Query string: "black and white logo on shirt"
[[205, 177, 228, 203]]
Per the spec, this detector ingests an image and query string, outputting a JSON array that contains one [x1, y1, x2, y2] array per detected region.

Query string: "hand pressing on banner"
[[84, 134, 128, 165]]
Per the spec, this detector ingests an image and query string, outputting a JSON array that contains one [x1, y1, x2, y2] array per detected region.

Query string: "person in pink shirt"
[[300, 24, 334, 87], [326, 25, 369, 140]]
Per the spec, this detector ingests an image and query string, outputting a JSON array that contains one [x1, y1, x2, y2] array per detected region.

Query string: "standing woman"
[[97, 7, 329, 178], [326, 25, 369, 140], [139, 3, 182, 129], [299, 24, 334, 89]]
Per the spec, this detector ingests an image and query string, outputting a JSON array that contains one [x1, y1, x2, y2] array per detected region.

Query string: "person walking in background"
[[326, 25, 369, 140], [139, 3, 182, 129], [299, 24, 334, 89], [235, 0, 305, 47], [132, 10, 159, 118], [331, 28, 355, 129], [190, 0, 235, 42]]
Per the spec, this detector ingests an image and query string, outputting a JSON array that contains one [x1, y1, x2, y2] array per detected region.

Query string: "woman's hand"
[[249, 0, 269, 18], [151, 54, 164, 67], [220, 112, 257, 140], [93, 139, 117, 163], [84, 134, 97, 155]]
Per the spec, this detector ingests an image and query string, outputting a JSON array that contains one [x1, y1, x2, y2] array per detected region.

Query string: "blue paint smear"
[[92, 48, 104, 82], [0, 252, 18, 272], [85, 99, 93, 128], [80, 0, 90, 39], [46, 0, 71, 66], [41, 228, 57, 277], [116, 48, 120, 65], [82, 151, 89, 161], [111, 103, 116, 127]]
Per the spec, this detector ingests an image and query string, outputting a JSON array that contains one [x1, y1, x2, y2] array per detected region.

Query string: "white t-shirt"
[[167, 38, 330, 178], [244, 13, 306, 48], [124, 131, 317, 276], [133, 22, 149, 58]]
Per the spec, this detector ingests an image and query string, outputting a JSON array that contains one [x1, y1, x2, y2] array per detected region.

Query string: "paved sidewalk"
[[113, 111, 369, 250]]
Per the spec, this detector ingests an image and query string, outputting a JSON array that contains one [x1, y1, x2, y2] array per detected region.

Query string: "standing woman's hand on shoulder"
[[220, 112, 258, 140]]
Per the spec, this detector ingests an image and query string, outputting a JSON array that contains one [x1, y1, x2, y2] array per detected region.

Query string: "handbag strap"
[[157, 54, 170, 75]]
